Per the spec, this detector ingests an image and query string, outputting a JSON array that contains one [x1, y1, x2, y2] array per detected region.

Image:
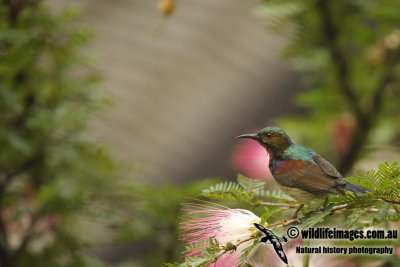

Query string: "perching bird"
[[238, 126, 370, 219]]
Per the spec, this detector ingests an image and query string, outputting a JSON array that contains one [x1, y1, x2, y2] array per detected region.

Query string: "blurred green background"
[[1, 0, 400, 266]]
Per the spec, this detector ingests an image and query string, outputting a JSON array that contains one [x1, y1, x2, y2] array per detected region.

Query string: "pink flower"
[[180, 202, 262, 266], [395, 246, 400, 259], [231, 130, 273, 181]]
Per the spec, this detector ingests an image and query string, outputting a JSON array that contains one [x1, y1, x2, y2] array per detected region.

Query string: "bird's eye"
[[266, 133, 273, 138]]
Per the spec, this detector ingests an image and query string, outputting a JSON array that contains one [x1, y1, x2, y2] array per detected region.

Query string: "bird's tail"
[[344, 182, 371, 196]]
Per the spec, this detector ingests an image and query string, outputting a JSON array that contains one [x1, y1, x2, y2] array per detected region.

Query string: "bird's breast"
[[277, 184, 327, 204]]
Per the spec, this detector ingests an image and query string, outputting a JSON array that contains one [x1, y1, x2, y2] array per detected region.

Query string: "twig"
[[266, 203, 351, 229], [340, 208, 379, 213], [379, 198, 400, 204], [259, 202, 298, 208], [330, 203, 348, 212], [393, 205, 400, 213], [213, 235, 259, 264], [368, 208, 379, 213]]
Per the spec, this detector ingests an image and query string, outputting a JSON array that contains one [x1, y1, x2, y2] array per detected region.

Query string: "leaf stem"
[[214, 235, 259, 263], [259, 202, 298, 208]]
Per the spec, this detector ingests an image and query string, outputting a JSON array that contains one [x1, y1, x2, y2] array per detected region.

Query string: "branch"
[[315, 0, 400, 174], [0, 154, 43, 197], [3, 0, 42, 25], [315, 0, 363, 120], [0, 195, 12, 267], [393, 205, 400, 213], [0, 213, 11, 267], [259, 202, 298, 208], [339, 46, 400, 174], [11, 214, 41, 261], [214, 235, 259, 263], [265, 203, 351, 229], [314, 0, 364, 175], [379, 198, 400, 204], [330, 203, 348, 212]]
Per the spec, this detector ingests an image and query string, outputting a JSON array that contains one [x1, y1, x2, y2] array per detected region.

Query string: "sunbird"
[[238, 126, 370, 219]]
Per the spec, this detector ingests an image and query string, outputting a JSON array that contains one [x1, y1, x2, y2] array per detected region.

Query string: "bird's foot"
[[317, 197, 329, 212], [317, 206, 325, 212], [290, 216, 301, 224], [291, 204, 304, 220]]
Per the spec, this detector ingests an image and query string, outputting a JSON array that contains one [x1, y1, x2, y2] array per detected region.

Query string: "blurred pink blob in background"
[[231, 130, 273, 181]]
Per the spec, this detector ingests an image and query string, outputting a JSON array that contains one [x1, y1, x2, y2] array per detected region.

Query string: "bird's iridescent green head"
[[237, 126, 292, 158]]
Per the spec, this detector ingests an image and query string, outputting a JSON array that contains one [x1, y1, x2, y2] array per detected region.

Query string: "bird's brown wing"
[[313, 154, 344, 181], [271, 159, 344, 195]]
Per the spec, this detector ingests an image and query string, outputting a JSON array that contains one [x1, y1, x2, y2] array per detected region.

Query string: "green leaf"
[[346, 207, 368, 228], [240, 238, 261, 265], [259, 189, 295, 202], [237, 174, 266, 193]]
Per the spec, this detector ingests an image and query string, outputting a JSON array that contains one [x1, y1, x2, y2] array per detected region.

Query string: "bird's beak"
[[236, 133, 259, 140]]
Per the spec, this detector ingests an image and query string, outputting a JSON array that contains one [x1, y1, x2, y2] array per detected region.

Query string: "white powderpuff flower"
[[180, 202, 263, 266]]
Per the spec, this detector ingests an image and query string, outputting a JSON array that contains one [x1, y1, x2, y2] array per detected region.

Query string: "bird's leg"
[[323, 197, 329, 209], [317, 197, 329, 212], [291, 204, 304, 220]]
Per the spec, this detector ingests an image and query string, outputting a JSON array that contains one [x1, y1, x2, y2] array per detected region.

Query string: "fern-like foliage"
[[202, 180, 241, 195], [258, 189, 295, 202], [202, 175, 263, 206], [183, 237, 221, 258], [171, 162, 400, 266], [202, 174, 293, 206], [164, 237, 222, 267], [368, 162, 400, 200], [240, 238, 261, 265], [237, 174, 266, 193]]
